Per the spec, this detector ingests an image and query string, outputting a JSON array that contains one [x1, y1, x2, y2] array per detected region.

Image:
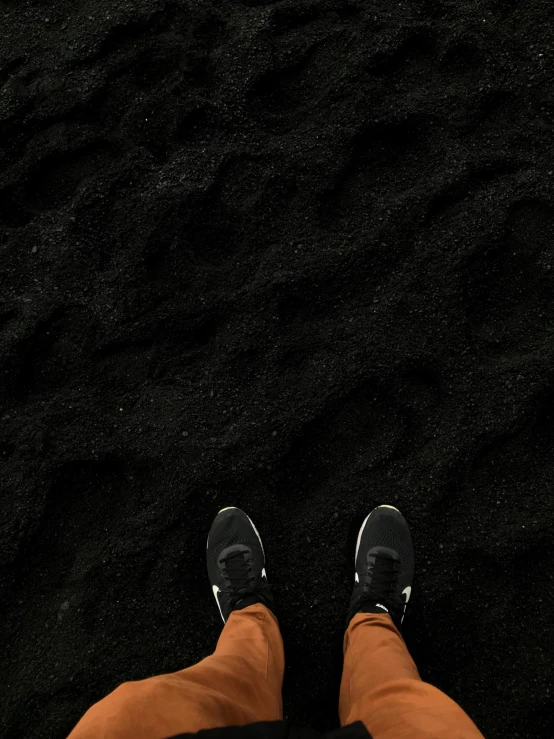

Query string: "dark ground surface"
[[1, 0, 554, 737]]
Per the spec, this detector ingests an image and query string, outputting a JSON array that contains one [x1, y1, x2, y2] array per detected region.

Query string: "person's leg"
[[340, 506, 484, 739], [68, 509, 283, 739], [68, 602, 283, 739], [340, 612, 483, 738]]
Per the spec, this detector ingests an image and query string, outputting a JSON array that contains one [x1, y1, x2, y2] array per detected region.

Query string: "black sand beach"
[[1, 1, 554, 737]]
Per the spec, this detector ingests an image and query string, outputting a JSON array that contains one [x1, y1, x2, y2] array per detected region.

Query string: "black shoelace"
[[221, 549, 257, 606], [360, 553, 402, 612]]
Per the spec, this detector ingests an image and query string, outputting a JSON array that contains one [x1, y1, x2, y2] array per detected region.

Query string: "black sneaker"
[[206, 507, 274, 623], [348, 505, 415, 631]]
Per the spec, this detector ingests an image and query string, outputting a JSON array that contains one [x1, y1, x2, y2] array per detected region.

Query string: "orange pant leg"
[[339, 613, 484, 739], [67, 604, 284, 739]]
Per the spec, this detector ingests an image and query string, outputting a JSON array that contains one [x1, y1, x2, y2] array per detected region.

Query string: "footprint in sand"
[[466, 199, 554, 353]]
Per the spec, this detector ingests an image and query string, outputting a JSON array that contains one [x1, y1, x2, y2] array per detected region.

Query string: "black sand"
[[1, 1, 554, 737]]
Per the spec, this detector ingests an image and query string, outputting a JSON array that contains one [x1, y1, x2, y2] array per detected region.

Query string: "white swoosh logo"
[[212, 585, 225, 623], [401, 586, 411, 625]]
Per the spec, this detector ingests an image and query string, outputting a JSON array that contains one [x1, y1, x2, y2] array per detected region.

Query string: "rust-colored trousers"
[[67, 604, 484, 739]]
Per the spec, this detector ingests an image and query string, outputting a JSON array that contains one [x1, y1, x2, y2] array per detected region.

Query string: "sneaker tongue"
[[356, 601, 404, 631], [359, 602, 391, 615], [231, 593, 261, 610]]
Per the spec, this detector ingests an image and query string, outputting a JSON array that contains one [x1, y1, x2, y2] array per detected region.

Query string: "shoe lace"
[[361, 553, 402, 612], [221, 549, 257, 605]]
